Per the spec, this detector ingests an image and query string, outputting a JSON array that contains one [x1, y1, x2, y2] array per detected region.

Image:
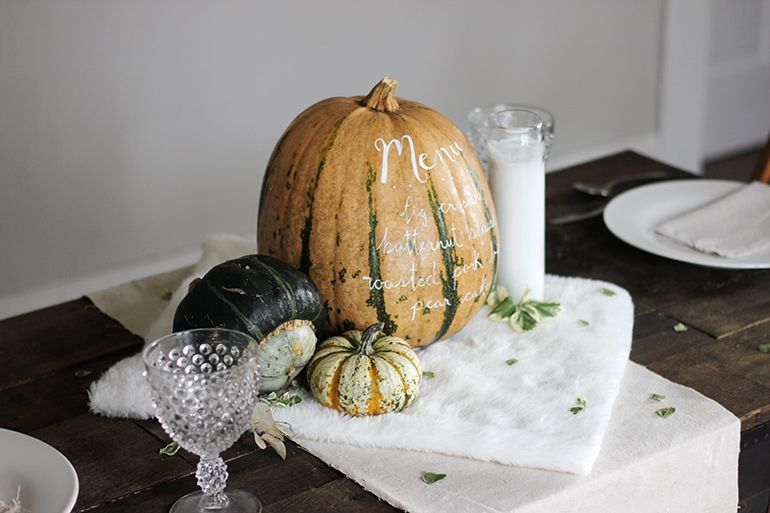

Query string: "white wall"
[[1, 0, 665, 319], [704, 0, 770, 158]]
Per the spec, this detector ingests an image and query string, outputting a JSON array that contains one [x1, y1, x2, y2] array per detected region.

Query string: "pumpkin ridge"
[[426, 174, 460, 342], [365, 163, 397, 335], [202, 280, 264, 340], [374, 354, 408, 409], [327, 356, 348, 410], [250, 256, 299, 321], [299, 110, 355, 275], [306, 349, 352, 378], [415, 114, 483, 333], [258, 126, 293, 217], [462, 155, 498, 287], [379, 348, 422, 375]]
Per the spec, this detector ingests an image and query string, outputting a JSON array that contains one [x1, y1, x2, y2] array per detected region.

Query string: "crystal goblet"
[[143, 329, 261, 513]]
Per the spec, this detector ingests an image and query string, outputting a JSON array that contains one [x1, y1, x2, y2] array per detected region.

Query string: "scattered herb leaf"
[[579, 319, 590, 326], [486, 284, 509, 308], [576, 396, 587, 406], [422, 371, 435, 379], [160, 291, 173, 301], [656, 407, 676, 418], [601, 287, 616, 297], [570, 406, 584, 415], [261, 391, 302, 408], [650, 393, 666, 402], [532, 301, 561, 317], [74, 369, 93, 377], [489, 297, 516, 321], [673, 323, 688, 333], [506, 358, 519, 366], [421, 472, 447, 484], [159, 441, 180, 456], [509, 309, 537, 332], [758, 344, 770, 353], [489, 287, 561, 332]]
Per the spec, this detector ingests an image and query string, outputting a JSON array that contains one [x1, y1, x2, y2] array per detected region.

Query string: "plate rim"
[[602, 179, 770, 269], [0, 427, 79, 513]]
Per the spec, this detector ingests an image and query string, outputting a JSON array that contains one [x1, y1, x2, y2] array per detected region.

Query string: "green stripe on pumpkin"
[[365, 164, 398, 335], [250, 257, 298, 320], [299, 113, 351, 275], [203, 281, 264, 340], [462, 156, 498, 285], [305, 349, 351, 379], [426, 176, 460, 342]]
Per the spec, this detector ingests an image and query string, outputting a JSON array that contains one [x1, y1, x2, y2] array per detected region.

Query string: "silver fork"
[[572, 171, 668, 197]]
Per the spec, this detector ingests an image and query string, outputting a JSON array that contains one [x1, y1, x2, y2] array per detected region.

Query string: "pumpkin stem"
[[359, 322, 384, 355], [362, 77, 400, 113]]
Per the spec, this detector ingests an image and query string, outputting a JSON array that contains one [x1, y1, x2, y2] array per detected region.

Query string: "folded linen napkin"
[[88, 235, 633, 475], [654, 181, 770, 259]]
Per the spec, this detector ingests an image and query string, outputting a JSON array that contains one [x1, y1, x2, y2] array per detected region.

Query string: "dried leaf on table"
[[251, 403, 295, 460]]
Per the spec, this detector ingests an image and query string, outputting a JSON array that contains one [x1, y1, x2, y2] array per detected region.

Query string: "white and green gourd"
[[256, 319, 317, 391], [306, 323, 422, 416]]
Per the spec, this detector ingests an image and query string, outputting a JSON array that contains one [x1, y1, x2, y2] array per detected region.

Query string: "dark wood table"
[[2, 151, 769, 513]]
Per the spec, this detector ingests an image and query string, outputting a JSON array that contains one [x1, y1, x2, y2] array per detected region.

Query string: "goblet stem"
[[196, 455, 229, 509]]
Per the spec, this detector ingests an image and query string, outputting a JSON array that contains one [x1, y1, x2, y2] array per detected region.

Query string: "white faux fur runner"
[[275, 275, 632, 475], [88, 235, 632, 475]]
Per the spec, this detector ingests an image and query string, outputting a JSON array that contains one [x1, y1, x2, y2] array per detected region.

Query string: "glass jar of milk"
[[468, 104, 554, 174], [470, 108, 551, 301]]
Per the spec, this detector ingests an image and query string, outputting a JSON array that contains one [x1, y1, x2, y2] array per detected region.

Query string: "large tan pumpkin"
[[258, 78, 498, 347]]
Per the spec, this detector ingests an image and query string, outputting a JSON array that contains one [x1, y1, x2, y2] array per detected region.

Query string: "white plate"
[[603, 179, 770, 269], [0, 428, 79, 513]]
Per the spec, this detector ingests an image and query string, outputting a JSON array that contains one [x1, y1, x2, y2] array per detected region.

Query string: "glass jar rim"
[[468, 104, 553, 131], [487, 109, 545, 135]]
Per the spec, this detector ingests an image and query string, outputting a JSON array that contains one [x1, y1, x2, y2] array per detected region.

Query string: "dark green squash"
[[174, 254, 325, 338], [173, 254, 326, 391]]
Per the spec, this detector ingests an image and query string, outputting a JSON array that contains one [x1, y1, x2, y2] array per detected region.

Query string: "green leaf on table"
[[422, 371, 435, 379], [509, 309, 538, 332], [579, 319, 590, 326], [673, 323, 688, 333], [758, 344, 770, 353], [488, 287, 561, 332], [74, 369, 92, 378], [600, 287, 616, 296], [261, 391, 302, 408], [571, 396, 587, 414], [421, 472, 447, 484], [159, 441, 180, 456], [656, 406, 676, 418], [506, 358, 519, 366], [486, 284, 509, 308], [531, 301, 561, 318], [160, 291, 173, 301], [650, 393, 666, 402], [489, 297, 516, 320]]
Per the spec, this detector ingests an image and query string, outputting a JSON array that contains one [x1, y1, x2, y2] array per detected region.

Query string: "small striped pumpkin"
[[258, 77, 498, 347], [307, 323, 422, 416]]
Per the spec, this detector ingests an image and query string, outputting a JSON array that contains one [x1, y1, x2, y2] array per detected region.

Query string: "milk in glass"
[[483, 110, 547, 301]]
